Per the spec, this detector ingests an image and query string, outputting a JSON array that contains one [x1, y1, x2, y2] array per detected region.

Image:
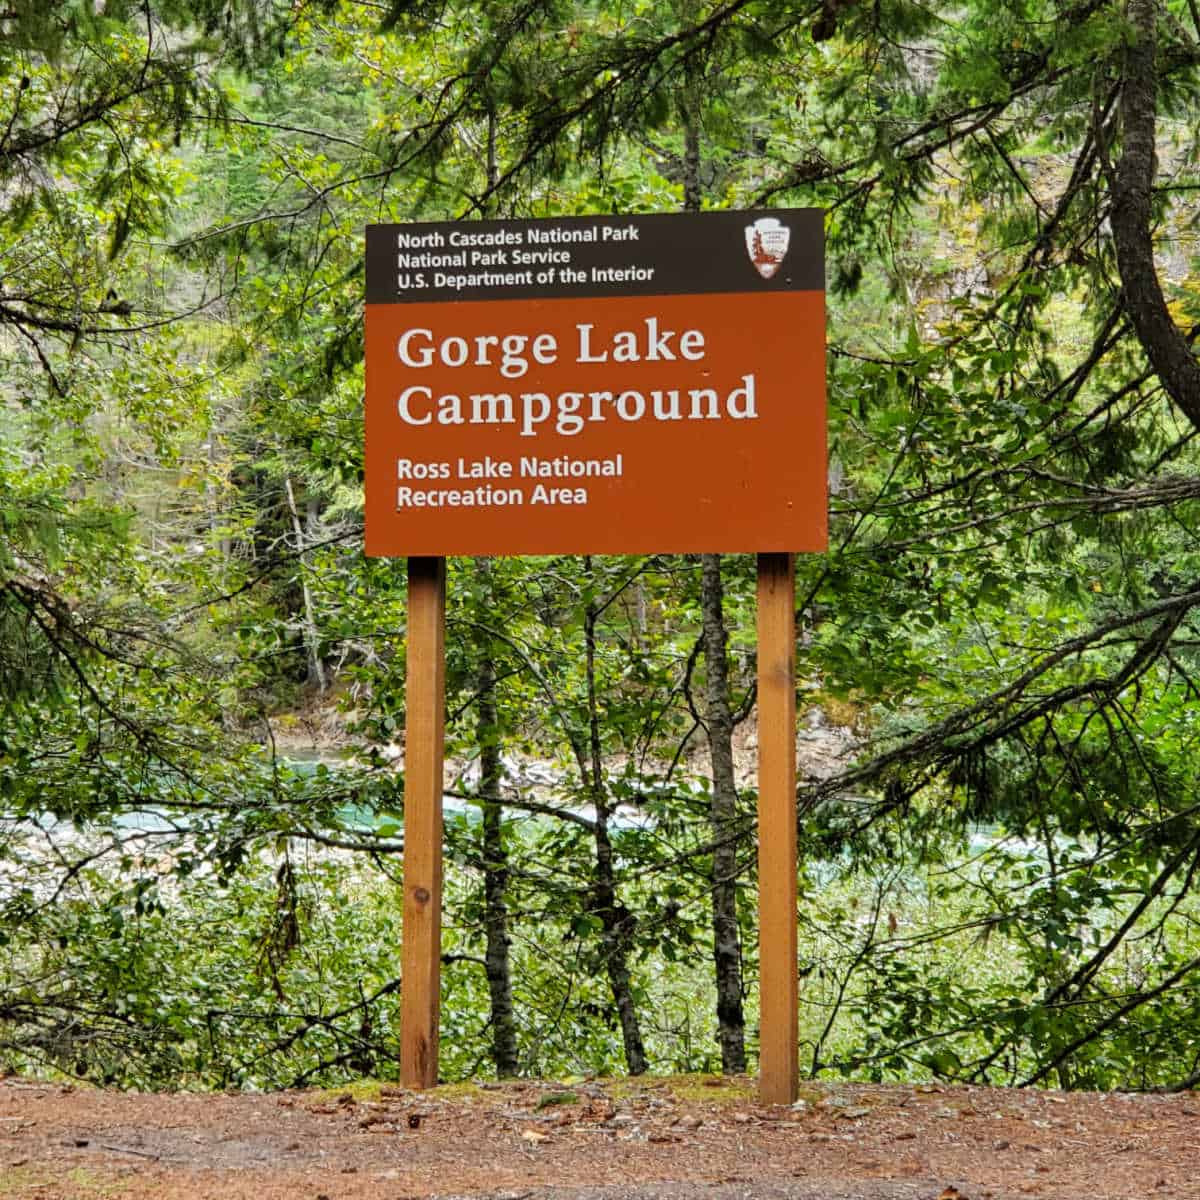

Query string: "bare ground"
[[0, 1075, 1196, 1199]]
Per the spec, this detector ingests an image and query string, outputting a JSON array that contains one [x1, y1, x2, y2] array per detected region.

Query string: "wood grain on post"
[[401, 555, 446, 1089], [756, 552, 798, 1105]]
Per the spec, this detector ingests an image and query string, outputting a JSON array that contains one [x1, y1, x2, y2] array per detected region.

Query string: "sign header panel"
[[365, 210, 826, 556]]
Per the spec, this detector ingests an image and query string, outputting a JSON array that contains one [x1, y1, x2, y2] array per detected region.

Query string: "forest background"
[[4, 0, 1200, 1097]]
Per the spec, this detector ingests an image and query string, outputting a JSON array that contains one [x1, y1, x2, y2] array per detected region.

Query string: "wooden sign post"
[[400, 555, 446, 1088], [756, 552, 798, 1104], [366, 211, 825, 1100]]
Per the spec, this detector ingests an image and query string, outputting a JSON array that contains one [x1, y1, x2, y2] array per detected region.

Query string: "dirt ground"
[[0, 1074, 1195, 1200]]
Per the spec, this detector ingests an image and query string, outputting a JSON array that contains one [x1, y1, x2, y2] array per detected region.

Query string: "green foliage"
[[6, 0, 1200, 1097]]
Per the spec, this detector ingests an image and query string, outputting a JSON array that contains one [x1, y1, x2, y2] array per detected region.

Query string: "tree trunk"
[[283, 475, 325, 693], [475, 562, 520, 1076], [583, 556, 648, 1076], [700, 553, 748, 1073], [683, 47, 747, 1075], [1110, 0, 1200, 434]]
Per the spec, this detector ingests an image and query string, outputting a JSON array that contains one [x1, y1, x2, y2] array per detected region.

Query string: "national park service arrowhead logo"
[[745, 216, 790, 280]]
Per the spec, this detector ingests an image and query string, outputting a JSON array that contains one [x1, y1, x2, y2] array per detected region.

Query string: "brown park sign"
[[365, 210, 827, 556], [366, 210, 826, 1103]]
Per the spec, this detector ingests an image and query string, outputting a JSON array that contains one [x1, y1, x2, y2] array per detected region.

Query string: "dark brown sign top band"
[[366, 209, 824, 305]]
